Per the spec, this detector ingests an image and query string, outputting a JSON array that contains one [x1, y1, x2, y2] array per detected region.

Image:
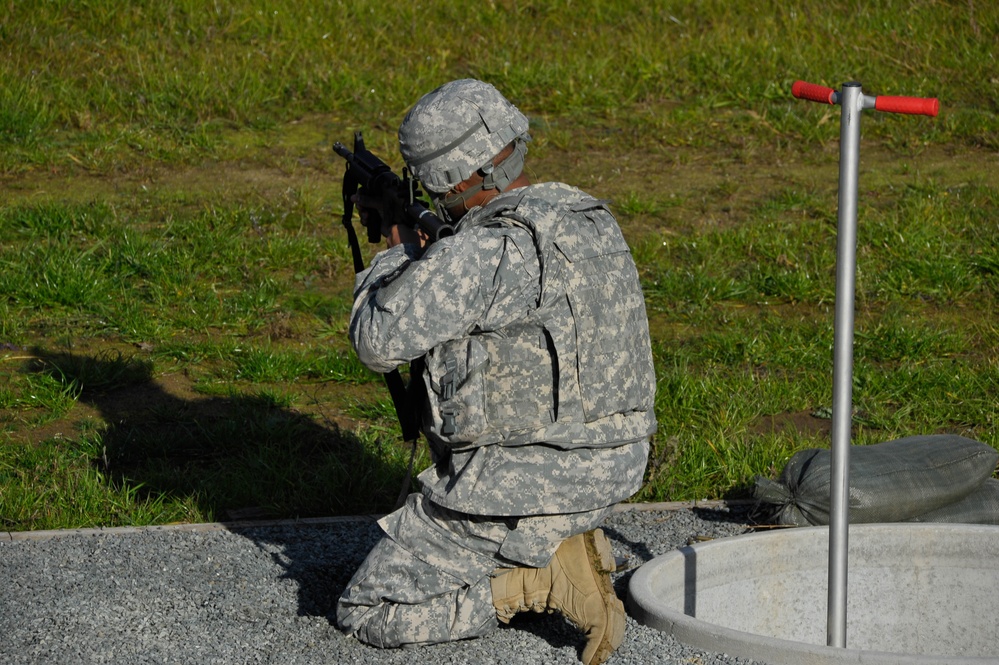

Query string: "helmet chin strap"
[[440, 139, 528, 212]]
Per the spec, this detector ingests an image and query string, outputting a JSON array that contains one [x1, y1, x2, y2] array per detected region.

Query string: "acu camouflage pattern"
[[398, 79, 531, 194], [336, 493, 614, 648], [422, 182, 657, 450], [349, 180, 654, 516], [342, 175, 654, 650], [417, 434, 649, 517]]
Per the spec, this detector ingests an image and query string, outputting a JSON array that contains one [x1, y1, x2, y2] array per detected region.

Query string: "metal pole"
[[792, 77, 938, 651], [827, 81, 864, 648]]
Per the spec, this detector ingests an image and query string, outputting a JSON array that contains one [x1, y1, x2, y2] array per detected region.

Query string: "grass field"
[[1, 0, 997, 531]]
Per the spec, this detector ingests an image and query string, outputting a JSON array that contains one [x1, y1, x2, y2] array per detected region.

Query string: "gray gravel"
[[1, 506, 768, 665]]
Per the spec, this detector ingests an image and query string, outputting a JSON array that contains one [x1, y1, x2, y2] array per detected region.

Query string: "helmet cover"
[[398, 79, 530, 194]]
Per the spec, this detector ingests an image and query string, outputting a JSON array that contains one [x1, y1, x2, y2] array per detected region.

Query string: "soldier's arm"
[[349, 226, 539, 373]]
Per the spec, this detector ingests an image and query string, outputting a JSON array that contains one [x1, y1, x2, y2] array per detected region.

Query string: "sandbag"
[[752, 434, 998, 526], [910, 478, 999, 525]]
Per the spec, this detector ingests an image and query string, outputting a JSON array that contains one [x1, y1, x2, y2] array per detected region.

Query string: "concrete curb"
[[2, 514, 379, 543], [3, 499, 752, 543]]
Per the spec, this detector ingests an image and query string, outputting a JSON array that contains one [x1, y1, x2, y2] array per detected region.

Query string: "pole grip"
[[792, 80, 837, 105], [874, 95, 940, 117]]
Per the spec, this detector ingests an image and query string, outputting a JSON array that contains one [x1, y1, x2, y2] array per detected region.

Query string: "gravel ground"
[[0, 505, 768, 665]]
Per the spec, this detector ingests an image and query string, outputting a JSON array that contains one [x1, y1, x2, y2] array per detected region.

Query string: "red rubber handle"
[[874, 95, 940, 117], [792, 80, 836, 105]]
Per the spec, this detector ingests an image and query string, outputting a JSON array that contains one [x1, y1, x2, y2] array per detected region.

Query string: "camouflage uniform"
[[337, 80, 656, 649]]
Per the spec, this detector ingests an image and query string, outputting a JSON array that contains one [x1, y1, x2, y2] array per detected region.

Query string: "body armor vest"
[[421, 183, 656, 449]]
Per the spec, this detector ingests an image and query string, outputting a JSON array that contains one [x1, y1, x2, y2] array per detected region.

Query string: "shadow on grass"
[[28, 346, 409, 519], [27, 346, 408, 621]]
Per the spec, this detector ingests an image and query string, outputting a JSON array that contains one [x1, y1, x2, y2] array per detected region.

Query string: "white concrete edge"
[[3, 499, 754, 543], [626, 523, 999, 665]]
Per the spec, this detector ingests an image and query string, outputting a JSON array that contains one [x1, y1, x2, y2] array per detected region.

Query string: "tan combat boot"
[[490, 529, 625, 665]]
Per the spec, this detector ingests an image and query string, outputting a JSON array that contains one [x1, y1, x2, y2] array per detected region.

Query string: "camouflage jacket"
[[350, 182, 655, 515]]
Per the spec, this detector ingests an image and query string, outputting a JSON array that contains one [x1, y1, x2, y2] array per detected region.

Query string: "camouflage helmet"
[[398, 79, 530, 194]]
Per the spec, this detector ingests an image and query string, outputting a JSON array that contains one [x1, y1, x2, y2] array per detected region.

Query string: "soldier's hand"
[[352, 192, 391, 235], [352, 193, 422, 249]]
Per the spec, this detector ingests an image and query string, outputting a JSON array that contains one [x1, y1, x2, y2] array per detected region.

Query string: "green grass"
[[2, 0, 996, 174], [635, 177, 998, 501], [0, 433, 200, 530], [1, 0, 997, 531]]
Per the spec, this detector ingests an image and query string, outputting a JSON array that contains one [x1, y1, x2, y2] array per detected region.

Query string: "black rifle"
[[333, 131, 452, 274], [333, 131, 444, 480]]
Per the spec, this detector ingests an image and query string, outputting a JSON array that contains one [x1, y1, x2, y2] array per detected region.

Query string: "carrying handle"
[[792, 80, 939, 117]]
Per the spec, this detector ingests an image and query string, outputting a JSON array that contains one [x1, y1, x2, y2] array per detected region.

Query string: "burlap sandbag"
[[753, 434, 998, 526], [910, 478, 999, 525]]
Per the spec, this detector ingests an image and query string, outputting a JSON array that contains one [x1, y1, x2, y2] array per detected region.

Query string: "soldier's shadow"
[[26, 346, 407, 623]]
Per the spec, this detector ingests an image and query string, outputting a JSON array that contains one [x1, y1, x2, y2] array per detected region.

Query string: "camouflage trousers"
[[336, 492, 613, 648]]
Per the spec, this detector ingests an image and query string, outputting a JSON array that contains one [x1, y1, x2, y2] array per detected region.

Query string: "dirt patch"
[[5, 113, 997, 238], [751, 410, 832, 439]]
